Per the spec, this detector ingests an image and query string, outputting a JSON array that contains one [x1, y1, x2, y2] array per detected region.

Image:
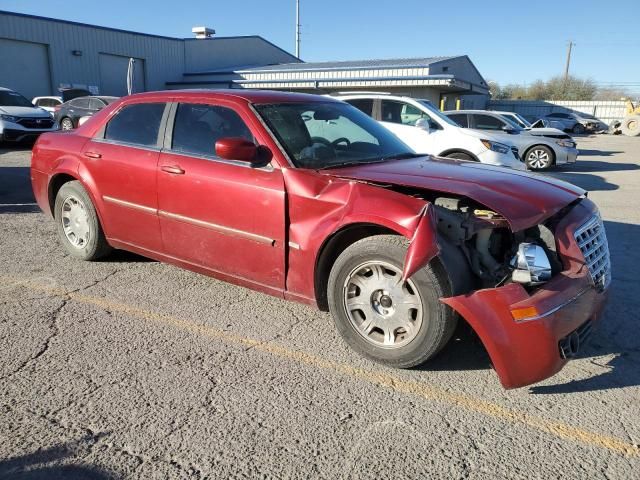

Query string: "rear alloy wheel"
[[54, 181, 111, 260], [328, 235, 456, 368], [572, 123, 585, 134], [525, 145, 554, 170], [60, 117, 74, 131]]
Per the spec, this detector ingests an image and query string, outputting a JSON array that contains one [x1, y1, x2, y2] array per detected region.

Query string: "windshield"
[[504, 113, 530, 128], [255, 102, 416, 169], [0, 90, 34, 108], [417, 100, 461, 127]]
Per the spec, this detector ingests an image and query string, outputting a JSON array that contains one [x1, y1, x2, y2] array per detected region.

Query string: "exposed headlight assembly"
[[480, 139, 510, 154], [0, 114, 19, 123], [556, 139, 576, 148], [511, 243, 552, 285]]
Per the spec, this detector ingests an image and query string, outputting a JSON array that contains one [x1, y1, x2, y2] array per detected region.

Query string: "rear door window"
[[71, 98, 90, 109], [447, 113, 468, 128], [345, 99, 374, 116], [89, 98, 105, 110], [104, 103, 165, 147], [472, 114, 505, 130], [171, 103, 254, 158]]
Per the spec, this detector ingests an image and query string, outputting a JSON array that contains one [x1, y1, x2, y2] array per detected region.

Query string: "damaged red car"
[[31, 90, 611, 388]]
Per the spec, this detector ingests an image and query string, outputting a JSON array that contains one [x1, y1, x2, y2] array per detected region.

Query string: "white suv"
[[334, 93, 524, 170], [0, 87, 59, 143]]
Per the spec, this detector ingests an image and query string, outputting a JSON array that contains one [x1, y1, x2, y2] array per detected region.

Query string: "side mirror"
[[215, 137, 258, 163], [415, 118, 431, 133], [502, 125, 516, 133]]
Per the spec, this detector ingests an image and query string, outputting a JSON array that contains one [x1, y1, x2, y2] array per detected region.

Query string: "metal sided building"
[[168, 57, 490, 110], [0, 10, 300, 99], [0, 10, 489, 109]]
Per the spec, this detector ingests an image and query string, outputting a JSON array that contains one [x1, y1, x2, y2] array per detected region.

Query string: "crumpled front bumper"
[[441, 198, 609, 389]]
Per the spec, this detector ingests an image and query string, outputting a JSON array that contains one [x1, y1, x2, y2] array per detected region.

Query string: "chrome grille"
[[17, 117, 54, 129], [574, 214, 611, 290]]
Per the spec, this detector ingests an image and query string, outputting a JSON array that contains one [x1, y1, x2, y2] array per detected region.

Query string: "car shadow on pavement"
[[416, 323, 492, 373], [0, 433, 118, 479], [530, 219, 640, 394], [0, 166, 40, 213], [575, 149, 624, 157]]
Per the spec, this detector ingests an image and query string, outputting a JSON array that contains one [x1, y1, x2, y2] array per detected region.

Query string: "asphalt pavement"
[[1, 135, 639, 479]]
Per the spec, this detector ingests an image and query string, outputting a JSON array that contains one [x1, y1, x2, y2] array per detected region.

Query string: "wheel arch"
[[437, 148, 479, 162], [48, 172, 109, 236], [314, 223, 400, 311]]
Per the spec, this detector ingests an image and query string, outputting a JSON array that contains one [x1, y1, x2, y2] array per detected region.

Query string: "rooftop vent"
[[192, 26, 215, 39]]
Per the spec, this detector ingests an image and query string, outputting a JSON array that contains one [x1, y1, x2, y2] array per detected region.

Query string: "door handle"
[[160, 165, 185, 175], [84, 152, 101, 159]]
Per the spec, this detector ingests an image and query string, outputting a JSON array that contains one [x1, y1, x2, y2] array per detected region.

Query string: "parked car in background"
[[334, 93, 524, 170], [488, 110, 575, 140], [54, 96, 118, 130], [444, 110, 578, 171], [32, 96, 63, 114], [542, 112, 605, 134], [0, 87, 59, 143], [495, 111, 565, 132], [31, 89, 610, 389]]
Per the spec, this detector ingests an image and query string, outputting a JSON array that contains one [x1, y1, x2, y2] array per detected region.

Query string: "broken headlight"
[[511, 243, 552, 285]]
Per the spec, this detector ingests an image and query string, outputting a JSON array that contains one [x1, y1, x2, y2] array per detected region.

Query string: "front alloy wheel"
[[343, 261, 423, 348], [525, 146, 554, 170], [328, 235, 456, 368]]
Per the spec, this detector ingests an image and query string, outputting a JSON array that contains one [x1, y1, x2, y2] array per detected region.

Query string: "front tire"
[[525, 145, 554, 170], [54, 181, 111, 260], [327, 235, 456, 368], [572, 123, 585, 134]]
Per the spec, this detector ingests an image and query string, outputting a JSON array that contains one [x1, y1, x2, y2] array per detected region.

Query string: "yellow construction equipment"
[[612, 98, 640, 136]]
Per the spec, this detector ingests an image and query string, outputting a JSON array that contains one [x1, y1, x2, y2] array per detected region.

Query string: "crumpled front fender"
[[402, 203, 440, 280]]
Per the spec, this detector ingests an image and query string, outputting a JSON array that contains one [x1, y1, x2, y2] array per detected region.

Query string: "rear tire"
[[54, 181, 111, 260], [327, 235, 456, 368], [445, 152, 474, 161], [525, 145, 554, 171], [621, 115, 640, 137], [60, 117, 74, 131]]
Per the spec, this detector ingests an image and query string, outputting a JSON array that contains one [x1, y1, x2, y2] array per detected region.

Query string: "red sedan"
[[30, 90, 610, 388]]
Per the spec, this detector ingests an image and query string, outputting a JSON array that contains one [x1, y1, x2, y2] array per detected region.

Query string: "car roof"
[[443, 110, 502, 114], [124, 89, 342, 105]]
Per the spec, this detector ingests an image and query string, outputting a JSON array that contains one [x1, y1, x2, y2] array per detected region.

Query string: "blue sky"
[[3, 0, 639, 91]]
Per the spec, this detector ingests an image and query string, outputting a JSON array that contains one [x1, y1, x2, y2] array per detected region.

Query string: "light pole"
[[295, 0, 301, 58]]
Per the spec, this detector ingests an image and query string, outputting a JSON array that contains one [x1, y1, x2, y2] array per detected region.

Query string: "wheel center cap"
[[379, 295, 393, 308]]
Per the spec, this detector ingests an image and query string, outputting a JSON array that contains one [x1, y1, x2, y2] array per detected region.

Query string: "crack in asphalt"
[[0, 270, 119, 383]]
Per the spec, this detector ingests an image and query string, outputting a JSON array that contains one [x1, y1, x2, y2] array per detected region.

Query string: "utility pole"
[[563, 41, 574, 84], [295, 0, 301, 58]]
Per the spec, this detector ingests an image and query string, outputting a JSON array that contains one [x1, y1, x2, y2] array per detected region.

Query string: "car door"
[[80, 101, 168, 252], [377, 100, 442, 154], [156, 101, 286, 290]]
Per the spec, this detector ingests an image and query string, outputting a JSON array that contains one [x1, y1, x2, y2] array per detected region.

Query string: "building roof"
[[128, 89, 342, 104], [236, 56, 460, 73]]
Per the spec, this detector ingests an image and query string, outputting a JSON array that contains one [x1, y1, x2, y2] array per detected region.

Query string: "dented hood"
[[321, 156, 585, 232]]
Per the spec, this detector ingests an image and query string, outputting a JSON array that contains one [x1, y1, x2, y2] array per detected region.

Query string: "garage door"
[[0, 38, 52, 99], [99, 53, 145, 96]]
